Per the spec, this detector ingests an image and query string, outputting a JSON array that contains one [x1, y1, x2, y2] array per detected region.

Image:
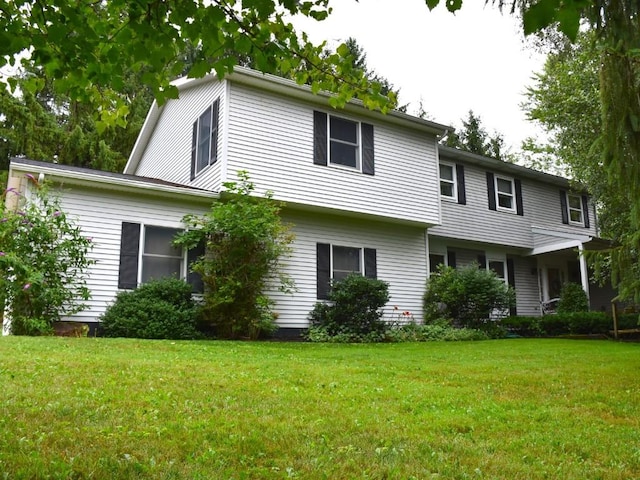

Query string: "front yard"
[[0, 337, 638, 479]]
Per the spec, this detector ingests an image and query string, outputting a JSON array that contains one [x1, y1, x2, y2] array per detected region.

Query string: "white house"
[[4, 67, 612, 335]]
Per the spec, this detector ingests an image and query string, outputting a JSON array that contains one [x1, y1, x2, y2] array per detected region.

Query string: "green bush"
[[423, 264, 515, 330], [383, 321, 490, 342], [100, 278, 202, 340], [1, 180, 94, 335], [308, 274, 390, 340], [500, 316, 543, 337], [174, 172, 294, 339], [557, 283, 589, 313], [617, 313, 640, 329]]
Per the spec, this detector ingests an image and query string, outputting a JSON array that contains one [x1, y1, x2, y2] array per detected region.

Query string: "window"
[[439, 162, 456, 199], [330, 116, 360, 169], [496, 176, 515, 211], [486, 172, 523, 215], [118, 222, 203, 292], [313, 111, 375, 175], [560, 190, 590, 228], [191, 99, 220, 179], [488, 260, 506, 284], [316, 243, 377, 299], [429, 253, 446, 274], [141, 226, 183, 283], [567, 193, 584, 225]]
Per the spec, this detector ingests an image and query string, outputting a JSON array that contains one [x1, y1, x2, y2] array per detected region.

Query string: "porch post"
[[578, 243, 590, 304]]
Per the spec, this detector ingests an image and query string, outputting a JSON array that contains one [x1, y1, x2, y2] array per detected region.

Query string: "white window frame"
[[567, 193, 585, 226], [439, 161, 457, 201], [331, 244, 364, 281], [192, 102, 219, 176], [495, 175, 516, 213], [485, 252, 509, 286], [328, 115, 362, 171], [138, 224, 188, 285]]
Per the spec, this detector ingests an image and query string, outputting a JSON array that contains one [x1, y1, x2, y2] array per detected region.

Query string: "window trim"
[[566, 192, 585, 226], [331, 244, 364, 281], [140, 225, 185, 285], [191, 99, 220, 179], [118, 222, 203, 292], [439, 161, 457, 201], [327, 114, 362, 171], [494, 175, 516, 213]]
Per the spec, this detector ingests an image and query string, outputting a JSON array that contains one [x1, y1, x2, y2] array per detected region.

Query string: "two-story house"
[[3, 67, 612, 335]]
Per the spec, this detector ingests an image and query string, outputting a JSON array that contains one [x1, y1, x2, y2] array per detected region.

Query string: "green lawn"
[[0, 337, 638, 479]]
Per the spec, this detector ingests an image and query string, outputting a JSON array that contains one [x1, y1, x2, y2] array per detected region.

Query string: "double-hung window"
[[330, 116, 360, 169], [141, 226, 184, 283], [439, 162, 456, 200], [560, 190, 590, 228], [118, 222, 204, 292], [486, 172, 523, 215], [567, 193, 584, 225], [316, 243, 377, 299], [191, 99, 220, 179], [496, 176, 515, 211], [313, 111, 375, 175]]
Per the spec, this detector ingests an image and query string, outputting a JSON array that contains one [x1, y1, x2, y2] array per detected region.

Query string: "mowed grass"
[[0, 338, 639, 479]]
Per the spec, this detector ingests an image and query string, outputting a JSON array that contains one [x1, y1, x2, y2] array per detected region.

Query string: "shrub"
[[174, 172, 294, 339], [308, 274, 390, 340], [383, 321, 490, 342], [499, 316, 543, 337], [538, 311, 610, 336], [0, 178, 94, 335], [557, 282, 589, 313], [100, 278, 201, 340], [423, 264, 515, 330]]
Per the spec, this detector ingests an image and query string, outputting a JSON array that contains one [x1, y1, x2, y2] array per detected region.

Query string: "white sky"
[[295, 0, 546, 152]]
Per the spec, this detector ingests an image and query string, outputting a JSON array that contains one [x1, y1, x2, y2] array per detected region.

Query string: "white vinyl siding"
[[53, 186, 211, 323], [267, 210, 429, 328], [135, 80, 226, 191], [225, 83, 440, 225], [431, 162, 532, 248]]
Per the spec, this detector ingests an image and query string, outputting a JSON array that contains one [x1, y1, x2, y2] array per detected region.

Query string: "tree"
[[444, 110, 509, 160], [1, 0, 399, 131], [174, 172, 294, 339], [0, 64, 153, 171]]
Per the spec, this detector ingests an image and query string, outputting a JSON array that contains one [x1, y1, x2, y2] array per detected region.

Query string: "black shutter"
[[364, 248, 377, 278], [118, 222, 141, 289], [560, 190, 569, 224], [582, 195, 590, 228], [187, 238, 205, 294], [361, 122, 375, 175], [486, 172, 496, 211], [456, 164, 466, 205], [210, 99, 220, 165], [478, 254, 487, 269], [190, 121, 197, 180], [317, 243, 331, 300], [507, 258, 517, 316], [447, 250, 456, 269], [313, 111, 328, 166], [515, 179, 524, 216]]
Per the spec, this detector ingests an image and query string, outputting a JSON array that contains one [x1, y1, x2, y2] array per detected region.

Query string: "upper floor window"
[[567, 193, 584, 225], [486, 172, 523, 216], [191, 99, 220, 180], [313, 111, 375, 175], [560, 190, 590, 228], [439, 162, 456, 199], [330, 117, 360, 169], [496, 176, 515, 211]]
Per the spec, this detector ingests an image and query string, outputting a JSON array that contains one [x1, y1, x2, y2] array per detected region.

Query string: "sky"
[[295, 0, 547, 152]]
